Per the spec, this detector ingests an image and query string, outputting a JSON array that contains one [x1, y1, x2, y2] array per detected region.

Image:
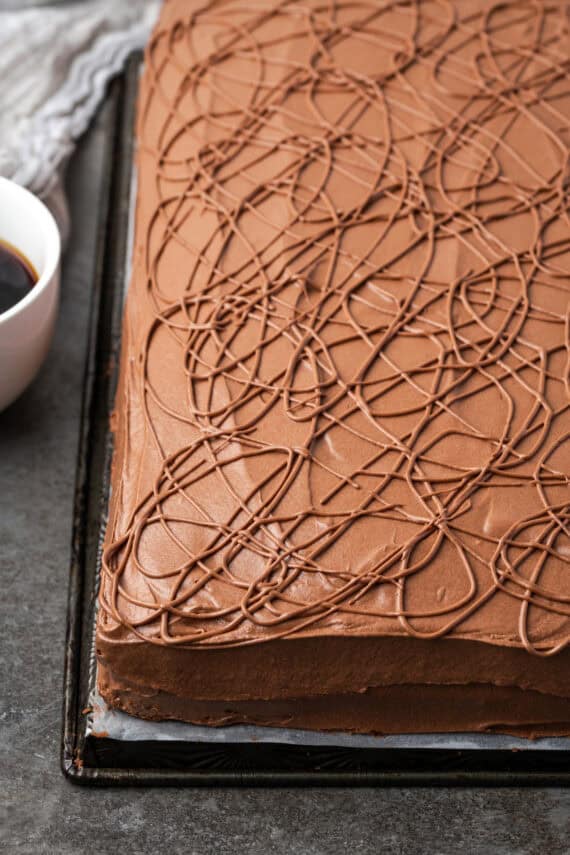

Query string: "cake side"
[[97, 0, 570, 733], [98, 662, 570, 737]]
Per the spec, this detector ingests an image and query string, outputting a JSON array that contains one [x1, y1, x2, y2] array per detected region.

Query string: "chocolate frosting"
[[98, 0, 570, 675], [99, 663, 570, 737]]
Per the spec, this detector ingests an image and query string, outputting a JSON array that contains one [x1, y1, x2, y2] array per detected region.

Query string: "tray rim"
[[61, 59, 139, 786], [61, 56, 570, 787]]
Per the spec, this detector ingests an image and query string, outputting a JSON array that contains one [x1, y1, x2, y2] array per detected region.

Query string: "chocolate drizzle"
[[99, 0, 570, 657]]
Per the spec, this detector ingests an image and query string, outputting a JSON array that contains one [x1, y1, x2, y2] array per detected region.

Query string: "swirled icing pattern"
[[100, 0, 570, 657]]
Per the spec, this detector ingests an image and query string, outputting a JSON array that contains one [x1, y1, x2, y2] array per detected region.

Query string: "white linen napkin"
[[0, 0, 159, 240]]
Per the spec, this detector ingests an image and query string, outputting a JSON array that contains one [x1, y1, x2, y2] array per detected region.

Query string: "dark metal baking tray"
[[61, 56, 570, 786]]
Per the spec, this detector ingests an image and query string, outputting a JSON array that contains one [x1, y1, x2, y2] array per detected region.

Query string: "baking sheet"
[[84, 71, 569, 758]]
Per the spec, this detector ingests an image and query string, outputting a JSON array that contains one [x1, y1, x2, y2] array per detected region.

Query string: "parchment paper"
[[86, 686, 568, 751]]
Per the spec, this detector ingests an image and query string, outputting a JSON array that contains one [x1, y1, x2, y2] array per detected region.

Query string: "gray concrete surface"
[[1, 98, 569, 855]]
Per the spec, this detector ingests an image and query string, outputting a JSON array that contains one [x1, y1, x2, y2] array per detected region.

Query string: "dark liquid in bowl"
[[0, 240, 38, 314]]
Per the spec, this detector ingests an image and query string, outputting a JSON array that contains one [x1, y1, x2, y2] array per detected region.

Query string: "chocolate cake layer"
[[97, 0, 570, 734], [99, 664, 570, 738]]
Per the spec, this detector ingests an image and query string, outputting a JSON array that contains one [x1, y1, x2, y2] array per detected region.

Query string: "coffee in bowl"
[[0, 239, 38, 315]]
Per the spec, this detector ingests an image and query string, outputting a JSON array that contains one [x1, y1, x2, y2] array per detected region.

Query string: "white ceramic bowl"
[[0, 177, 61, 411]]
